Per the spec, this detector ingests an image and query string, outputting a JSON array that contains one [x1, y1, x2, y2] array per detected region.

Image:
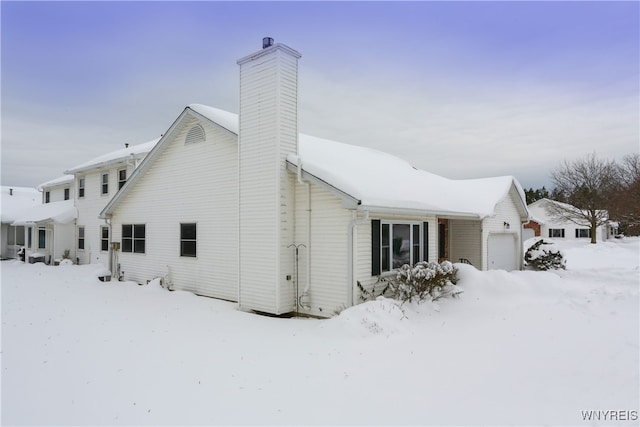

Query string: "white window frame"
[[78, 226, 85, 251], [101, 173, 109, 195], [118, 169, 127, 190], [100, 226, 109, 252], [380, 221, 423, 273], [78, 177, 85, 198]]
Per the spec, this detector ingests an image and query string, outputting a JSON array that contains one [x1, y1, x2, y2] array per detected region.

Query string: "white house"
[[63, 139, 159, 267], [1, 186, 40, 259], [525, 198, 616, 242], [12, 175, 78, 264], [99, 39, 529, 318]]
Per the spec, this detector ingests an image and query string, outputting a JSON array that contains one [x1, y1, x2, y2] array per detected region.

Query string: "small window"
[[122, 224, 145, 254], [101, 226, 109, 251], [101, 173, 109, 195], [38, 228, 46, 249], [78, 226, 85, 250], [64, 188, 70, 200], [118, 169, 127, 190], [45, 191, 50, 203], [180, 223, 197, 257], [27, 227, 33, 249], [185, 124, 205, 144], [78, 177, 85, 198], [548, 228, 565, 238]]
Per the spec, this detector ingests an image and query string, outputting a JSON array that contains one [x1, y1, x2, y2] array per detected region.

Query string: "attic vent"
[[185, 124, 205, 145]]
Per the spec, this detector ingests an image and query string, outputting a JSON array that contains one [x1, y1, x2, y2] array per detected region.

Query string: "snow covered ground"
[[2, 238, 638, 426]]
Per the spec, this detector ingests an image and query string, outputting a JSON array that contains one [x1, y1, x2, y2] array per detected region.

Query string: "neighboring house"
[[525, 198, 617, 241], [63, 139, 160, 266], [13, 175, 78, 264], [1, 186, 40, 259], [99, 39, 529, 318]]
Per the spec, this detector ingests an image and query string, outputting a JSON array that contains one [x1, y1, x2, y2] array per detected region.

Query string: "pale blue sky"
[[2, 1, 638, 189]]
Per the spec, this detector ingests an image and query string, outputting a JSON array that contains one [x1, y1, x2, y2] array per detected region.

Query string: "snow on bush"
[[524, 239, 566, 271], [383, 260, 461, 303]]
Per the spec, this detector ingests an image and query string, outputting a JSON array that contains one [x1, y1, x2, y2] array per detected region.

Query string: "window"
[[101, 173, 109, 195], [576, 228, 591, 238], [78, 227, 85, 250], [548, 229, 565, 238], [118, 169, 127, 190], [64, 188, 70, 200], [122, 224, 145, 254], [38, 228, 46, 249], [101, 226, 109, 251], [180, 223, 197, 257], [371, 220, 428, 275], [185, 124, 205, 144], [45, 191, 50, 203], [27, 227, 32, 249], [78, 177, 85, 198], [7, 226, 24, 245]]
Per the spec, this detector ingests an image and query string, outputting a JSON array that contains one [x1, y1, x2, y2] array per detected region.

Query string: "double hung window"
[[122, 224, 145, 254]]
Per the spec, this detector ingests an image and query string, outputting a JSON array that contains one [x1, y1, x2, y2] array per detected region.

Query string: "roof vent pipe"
[[9, 188, 13, 196], [125, 143, 129, 148], [262, 37, 274, 49]]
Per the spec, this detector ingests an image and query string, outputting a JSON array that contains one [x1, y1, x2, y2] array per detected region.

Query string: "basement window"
[[185, 124, 205, 144]]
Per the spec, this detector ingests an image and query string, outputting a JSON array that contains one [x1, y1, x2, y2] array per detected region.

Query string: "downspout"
[[296, 157, 312, 310], [348, 210, 369, 307], [103, 217, 112, 275]]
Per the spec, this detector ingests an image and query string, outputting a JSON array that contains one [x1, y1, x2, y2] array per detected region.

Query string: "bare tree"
[[610, 153, 640, 235], [549, 153, 618, 243]]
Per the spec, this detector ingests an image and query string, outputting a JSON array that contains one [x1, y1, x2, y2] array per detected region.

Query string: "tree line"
[[524, 153, 640, 240]]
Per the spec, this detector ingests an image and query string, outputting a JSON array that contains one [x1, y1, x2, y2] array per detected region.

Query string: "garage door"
[[522, 228, 535, 241], [488, 234, 517, 271]]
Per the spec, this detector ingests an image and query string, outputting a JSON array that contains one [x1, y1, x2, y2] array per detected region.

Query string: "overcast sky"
[[2, 1, 638, 190]]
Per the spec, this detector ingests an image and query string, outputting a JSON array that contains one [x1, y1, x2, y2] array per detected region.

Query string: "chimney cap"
[[262, 37, 274, 49]]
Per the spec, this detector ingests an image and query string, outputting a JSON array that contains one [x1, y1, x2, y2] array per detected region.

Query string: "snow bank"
[[2, 238, 638, 426]]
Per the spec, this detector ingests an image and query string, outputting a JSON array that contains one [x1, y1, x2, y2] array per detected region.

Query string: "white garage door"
[[488, 234, 517, 271]]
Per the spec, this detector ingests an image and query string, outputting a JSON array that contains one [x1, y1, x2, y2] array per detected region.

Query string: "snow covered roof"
[[102, 104, 528, 220], [37, 175, 74, 190], [189, 104, 527, 219], [65, 138, 161, 174], [11, 200, 77, 226], [1, 186, 41, 223]]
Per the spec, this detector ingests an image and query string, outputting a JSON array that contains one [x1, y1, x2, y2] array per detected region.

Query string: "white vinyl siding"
[[238, 45, 300, 315], [293, 183, 352, 317], [110, 117, 238, 301], [480, 185, 524, 271], [448, 220, 482, 268]]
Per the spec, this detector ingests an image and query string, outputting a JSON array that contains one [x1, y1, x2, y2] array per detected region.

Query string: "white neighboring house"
[[99, 39, 529, 318], [63, 139, 160, 267], [11, 175, 78, 264], [1, 186, 40, 259], [525, 198, 617, 242]]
